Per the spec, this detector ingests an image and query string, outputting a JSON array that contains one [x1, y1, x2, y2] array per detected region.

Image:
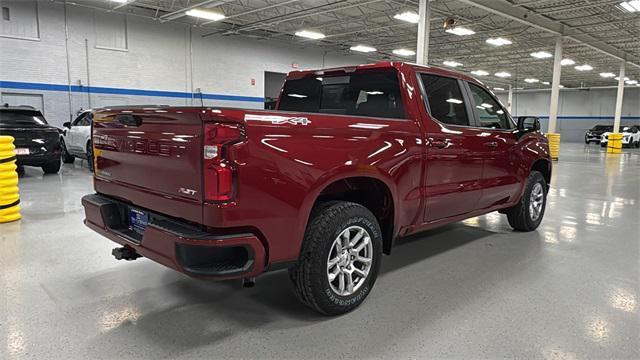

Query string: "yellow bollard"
[[607, 133, 623, 154], [545, 133, 561, 161], [0, 136, 21, 223]]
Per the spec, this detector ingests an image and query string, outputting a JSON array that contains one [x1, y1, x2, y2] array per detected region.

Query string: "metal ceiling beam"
[[457, 0, 640, 70], [200, 0, 301, 26]]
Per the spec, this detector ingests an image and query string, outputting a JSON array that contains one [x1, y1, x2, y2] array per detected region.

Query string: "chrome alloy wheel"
[[326, 226, 373, 296], [529, 182, 544, 221]]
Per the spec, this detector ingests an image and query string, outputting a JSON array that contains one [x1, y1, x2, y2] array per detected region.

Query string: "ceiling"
[[63, 0, 640, 89]]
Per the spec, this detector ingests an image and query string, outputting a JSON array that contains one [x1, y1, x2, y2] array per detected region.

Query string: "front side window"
[[420, 74, 469, 126], [278, 70, 406, 119], [468, 83, 513, 129]]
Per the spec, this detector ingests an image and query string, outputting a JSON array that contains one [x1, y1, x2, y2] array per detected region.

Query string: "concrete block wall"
[[497, 87, 640, 142], [1, 1, 368, 126]]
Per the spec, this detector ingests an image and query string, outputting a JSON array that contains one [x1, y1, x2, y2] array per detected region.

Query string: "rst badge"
[[178, 188, 197, 196]]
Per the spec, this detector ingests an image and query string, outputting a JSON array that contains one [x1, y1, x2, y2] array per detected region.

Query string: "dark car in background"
[[0, 105, 62, 174], [585, 124, 613, 144]]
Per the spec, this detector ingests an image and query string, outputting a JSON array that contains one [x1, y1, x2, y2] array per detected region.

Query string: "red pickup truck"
[[82, 62, 551, 315]]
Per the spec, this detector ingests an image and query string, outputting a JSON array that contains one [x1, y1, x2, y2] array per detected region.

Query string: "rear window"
[[278, 70, 406, 119], [0, 110, 48, 126]]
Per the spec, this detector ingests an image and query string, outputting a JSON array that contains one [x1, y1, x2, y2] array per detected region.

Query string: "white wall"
[[497, 87, 640, 142], [0, 1, 368, 126]]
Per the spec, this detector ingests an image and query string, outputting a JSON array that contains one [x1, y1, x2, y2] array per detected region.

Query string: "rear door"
[[465, 82, 521, 209], [418, 73, 485, 222], [68, 113, 88, 151]]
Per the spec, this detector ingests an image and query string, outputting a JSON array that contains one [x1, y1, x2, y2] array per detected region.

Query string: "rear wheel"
[[86, 143, 94, 172], [505, 171, 547, 232], [60, 139, 75, 163], [289, 201, 382, 315], [42, 159, 61, 174]]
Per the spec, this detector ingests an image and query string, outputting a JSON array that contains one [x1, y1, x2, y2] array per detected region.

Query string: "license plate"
[[128, 208, 149, 234], [14, 148, 29, 155]]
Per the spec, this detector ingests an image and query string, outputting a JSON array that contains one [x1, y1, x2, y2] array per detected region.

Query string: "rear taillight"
[[203, 123, 243, 202]]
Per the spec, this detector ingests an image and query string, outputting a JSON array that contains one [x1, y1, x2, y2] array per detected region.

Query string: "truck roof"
[[286, 61, 480, 85]]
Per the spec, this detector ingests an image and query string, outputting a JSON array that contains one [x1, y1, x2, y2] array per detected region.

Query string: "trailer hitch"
[[112, 246, 141, 261]]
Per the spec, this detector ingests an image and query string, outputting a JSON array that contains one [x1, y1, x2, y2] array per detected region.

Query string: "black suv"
[[0, 105, 62, 174], [585, 124, 613, 144]]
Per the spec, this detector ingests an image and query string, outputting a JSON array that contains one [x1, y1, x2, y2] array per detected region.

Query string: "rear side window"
[[419, 74, 469, 126], [278, 70, 406, 119], [468, 83, 513, 129]]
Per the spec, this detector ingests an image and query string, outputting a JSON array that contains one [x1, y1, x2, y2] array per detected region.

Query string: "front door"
[[418, 73, 484, 222], [465, 82, 521, 209]]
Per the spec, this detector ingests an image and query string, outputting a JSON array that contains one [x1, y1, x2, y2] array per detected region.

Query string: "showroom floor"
[[1, 143, 638, 359]]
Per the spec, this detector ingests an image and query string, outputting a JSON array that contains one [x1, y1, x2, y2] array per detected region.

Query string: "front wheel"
[[60, 139, 75, 163], [289, 201, 382, 315], [42, 159, 61, 174], [505, 171, 547, 232]]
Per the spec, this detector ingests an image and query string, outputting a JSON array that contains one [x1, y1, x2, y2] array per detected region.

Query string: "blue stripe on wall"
[[0, 80, 265, 103]]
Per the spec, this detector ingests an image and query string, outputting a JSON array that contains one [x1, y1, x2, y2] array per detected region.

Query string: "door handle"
[[484, 141, 498, 148], [428, 138, 448, 148]]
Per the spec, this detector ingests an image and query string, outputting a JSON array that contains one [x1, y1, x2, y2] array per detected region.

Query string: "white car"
[[600, 125, 640, 148], [60, 110, 94, 171]]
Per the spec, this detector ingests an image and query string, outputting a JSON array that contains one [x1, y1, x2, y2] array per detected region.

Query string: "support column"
[[416, 0, 431, 65], [507, 84, 513, 114], [608, 61, 626, 154], [546, 36, 563, 161]]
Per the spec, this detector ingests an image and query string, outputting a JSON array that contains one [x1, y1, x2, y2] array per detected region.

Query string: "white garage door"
[[1, 92, 45, 113]]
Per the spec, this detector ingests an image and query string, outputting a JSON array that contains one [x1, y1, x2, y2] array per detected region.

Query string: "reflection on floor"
[[1, 143, 639, 359]]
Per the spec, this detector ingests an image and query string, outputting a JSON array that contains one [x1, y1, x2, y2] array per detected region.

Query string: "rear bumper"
[[82, 193, 266, 280], [16, 153, 60, 166]]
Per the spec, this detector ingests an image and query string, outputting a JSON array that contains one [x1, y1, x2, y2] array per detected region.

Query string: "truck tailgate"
[[92, 107, 204, 224]]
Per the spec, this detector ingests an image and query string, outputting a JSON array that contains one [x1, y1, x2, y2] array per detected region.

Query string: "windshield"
[[0, 110, 48, 126], [592, 125, 613, 131]]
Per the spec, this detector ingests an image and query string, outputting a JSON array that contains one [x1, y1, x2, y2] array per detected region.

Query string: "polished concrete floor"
[[1, 143, 638, 359]]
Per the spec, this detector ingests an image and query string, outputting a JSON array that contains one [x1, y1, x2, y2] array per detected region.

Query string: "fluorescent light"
[[111, 0, 128, 3], [295, 30, 325, 39], [618, 1, 640, 12], [575, 64, 593, 71], [615, 76, 629, 81], [366, 91, 384, 95], [600, 72, 616, 78], [471, 70, 489, 76], [392, 48, 416, 57], [445, 27, 475, 36], [542, 81, 550, 85], [446, 98, 463, 104], [393, 11, 420, 23], [486, 37, 511, 46], [494, 71, 511, 78], [480, 103, 493, 108], [524, 78, 540, 83], [443, 60, 462, 67], [288, 94, 307, 98], [626, 80, 638, 85], [560, 58, 575, 66], [185, 9, 225, 21], [350, 45, 376, 53], [530, 51, 553, 59], [559, 85, 565, 88], [493, 87, 505, 91]]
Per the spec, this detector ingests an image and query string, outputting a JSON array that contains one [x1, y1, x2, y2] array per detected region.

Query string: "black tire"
[[60, 139, 75, 163], [86, 143, 94, 172], [288, 201, 382, 315], [636, 141, 640, 148], [505, 171, 547, 232], [16, 165, 25, 177], [584, 137, 589, 144], [42, 159, 61, 174]]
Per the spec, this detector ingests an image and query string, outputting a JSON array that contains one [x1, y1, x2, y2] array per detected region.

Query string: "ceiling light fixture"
[[294, 30, 325, 40], [393, 11, 420, 23], [350, 45, 376, 53], [559, 85, 565, 88], [392, 48, 416, 57], [560, 59, 575, 66], [542, 81, 550, 85], [445, 27, 475, 36], [626, 80, 638, 85], [471, 70, 489, 76], [618, 1, 640, 12], [443, 60, 463, 67], [614, 76, 630, 81], [493, 87, 505, 91], [485, 37, 511, 46], [524, 78, 540, 83], [494, 71, 511, 78], [111, 0, 128, 3], [530, 51, 553, 59], [575, 64, 593, 71], [185, 9, 226, 21], [600, 72, 616, 78]]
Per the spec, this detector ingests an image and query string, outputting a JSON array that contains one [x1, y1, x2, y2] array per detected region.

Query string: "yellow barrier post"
[[545, 133, 561, 161], [607, 133, 623, 154], [0, 136, 21, 223]]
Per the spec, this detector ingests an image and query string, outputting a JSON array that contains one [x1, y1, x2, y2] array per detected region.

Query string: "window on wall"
[[468, 83, 513, 129], [420, 74, 470, 126], [0, 1, 40, 40], [94, 11, 128, 51]]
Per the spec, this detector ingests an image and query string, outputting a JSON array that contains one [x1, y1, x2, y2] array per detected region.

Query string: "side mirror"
[[63, 122, 71, 128], [517, 116, 540, 132]]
